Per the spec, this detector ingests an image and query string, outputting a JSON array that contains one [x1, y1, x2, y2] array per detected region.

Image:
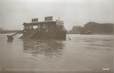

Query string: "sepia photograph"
[[0, 0, 114, 73]]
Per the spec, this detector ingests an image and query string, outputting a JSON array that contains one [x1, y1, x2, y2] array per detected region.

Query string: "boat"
[[7, 35, 13, 42], [22, 16, 66, 40]]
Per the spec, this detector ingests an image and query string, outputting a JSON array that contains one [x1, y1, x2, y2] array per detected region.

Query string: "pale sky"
[[0, 0, 114, 30]]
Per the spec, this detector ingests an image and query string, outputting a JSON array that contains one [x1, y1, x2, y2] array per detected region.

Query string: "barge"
[[22, 16, 66, 40]]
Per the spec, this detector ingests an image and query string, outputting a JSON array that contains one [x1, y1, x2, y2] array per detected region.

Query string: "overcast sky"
[[0, 0, 114, 30]]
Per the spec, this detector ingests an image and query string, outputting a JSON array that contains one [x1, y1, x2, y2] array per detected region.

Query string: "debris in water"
[[102, 67, 110, 71]]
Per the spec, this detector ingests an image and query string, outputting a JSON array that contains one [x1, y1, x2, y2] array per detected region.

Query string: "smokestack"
[[32, 18, 38, 22], [45, 16, 53, 21]]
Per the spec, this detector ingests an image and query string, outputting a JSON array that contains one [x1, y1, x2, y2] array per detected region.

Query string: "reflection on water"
[[23, 40, 64, 57], [0, 34, 113, 72]]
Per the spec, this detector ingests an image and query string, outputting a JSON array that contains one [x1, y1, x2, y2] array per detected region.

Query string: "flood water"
[[0, 34, 113, 73]]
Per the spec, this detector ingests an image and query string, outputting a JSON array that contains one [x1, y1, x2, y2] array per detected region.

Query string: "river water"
[[0, 34, 113, 73]]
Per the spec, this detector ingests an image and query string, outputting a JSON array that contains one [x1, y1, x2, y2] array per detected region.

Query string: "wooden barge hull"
[[23, 30, 66, 40]]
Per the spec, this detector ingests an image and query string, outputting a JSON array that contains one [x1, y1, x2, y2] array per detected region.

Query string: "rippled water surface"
[[0, 34, 113, 72]]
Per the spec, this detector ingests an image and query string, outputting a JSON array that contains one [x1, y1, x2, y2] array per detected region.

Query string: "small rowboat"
[[7, 35, 13, 42]]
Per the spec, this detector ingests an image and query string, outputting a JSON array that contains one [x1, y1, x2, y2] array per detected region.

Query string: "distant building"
[[23, 16, 66, 40], [69, 22, 114, 34], [83, 22, 114, 34], [69, 26, 83, 34]]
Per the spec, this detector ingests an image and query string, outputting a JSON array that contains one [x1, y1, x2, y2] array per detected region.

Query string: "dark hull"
[[23, 31, 66, 40], [7, 35, 13, 42]]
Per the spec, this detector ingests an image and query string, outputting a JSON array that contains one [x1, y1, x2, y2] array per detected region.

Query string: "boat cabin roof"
[[23, 21, 56, 26]]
